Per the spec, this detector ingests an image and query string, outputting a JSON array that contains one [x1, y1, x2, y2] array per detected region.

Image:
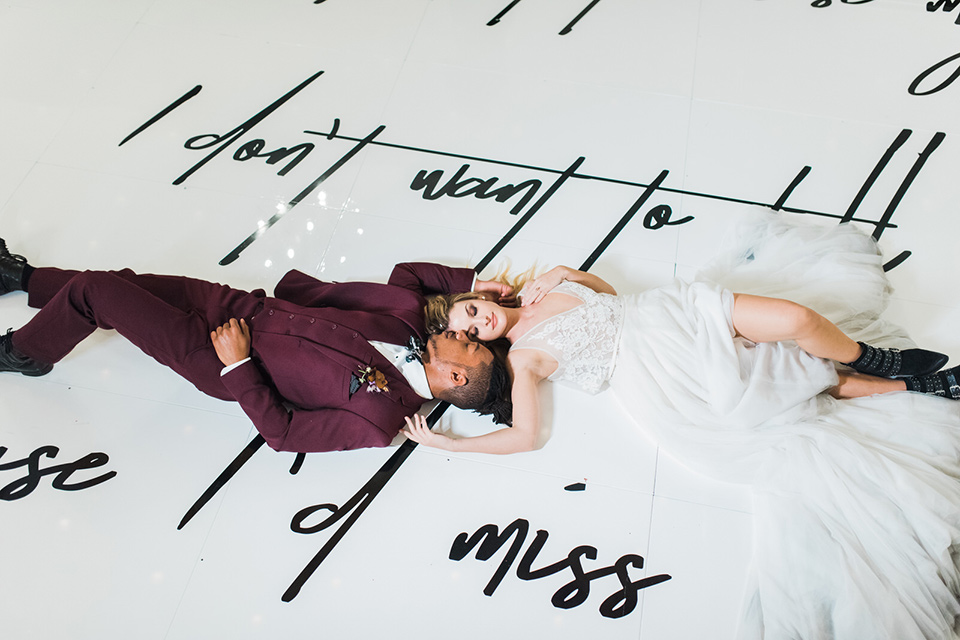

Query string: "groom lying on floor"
[[0, 238, 512, 453]]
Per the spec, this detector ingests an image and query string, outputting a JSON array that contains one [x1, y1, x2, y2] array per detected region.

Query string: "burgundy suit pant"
[[12, 268, 265, 400]]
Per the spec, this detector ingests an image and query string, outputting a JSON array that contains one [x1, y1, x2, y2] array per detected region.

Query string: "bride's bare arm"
[[521, 265, 616, 305], [401, 352, 547, 455]]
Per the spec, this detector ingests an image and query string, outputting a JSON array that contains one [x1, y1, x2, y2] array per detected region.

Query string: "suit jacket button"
[[331, 324, 337, 330], [289, 314, 295, 320], [268, 310, 274, 316], [309, 318, 315, 324], [352, 332, 359, 338]]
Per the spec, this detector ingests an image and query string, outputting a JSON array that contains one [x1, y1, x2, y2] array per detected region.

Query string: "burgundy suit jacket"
[[220, 263, 475, 453]]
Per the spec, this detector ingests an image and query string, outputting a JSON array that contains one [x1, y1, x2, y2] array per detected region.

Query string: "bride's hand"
[[402, 414, 451, 450], [520, 267, 568, 306], [474, 279, 517, 307]]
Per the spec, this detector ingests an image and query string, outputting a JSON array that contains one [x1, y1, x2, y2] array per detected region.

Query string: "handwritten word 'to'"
[[643, 203, 692, 230]]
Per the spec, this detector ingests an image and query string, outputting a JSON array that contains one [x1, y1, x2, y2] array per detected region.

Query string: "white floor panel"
[[640, 495, 754, 640], [3, 2, 960, 639], [694, 0, 955, 130], [166, 448, 654, 639], [409, 0, 701, 95], [0, 376, 249, 640]]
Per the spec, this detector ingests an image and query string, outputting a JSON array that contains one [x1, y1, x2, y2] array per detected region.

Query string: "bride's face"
[[447, 299, 506, 341]]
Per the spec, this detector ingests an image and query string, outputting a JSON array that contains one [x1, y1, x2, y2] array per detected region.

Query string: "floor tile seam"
[[306, 120, 395, 260], [303, 199, 349, 279], [1, 374, 250, 421], [636, 449, 659, 640], [25, 160, 342, 202], [26, 159, 213, 190], [26, 159, 369, 205], [687, 93, 929, 133], [412, 446, 657, 497], [0, 161, 37, 216], [887, 292, 960, 310], [321, 2, 434, 237], [649, 439, 757, 517], [128, 9, 432, 53], [161, 475, 238, 640], [345, 208, 689, 266], [401, 58, 695, 96], [671, 0, 706, 283], [27, 19, 145, 168], [378, 1, 435, 126], [651, 491, 755, 516], [645, 448, 659, 554]]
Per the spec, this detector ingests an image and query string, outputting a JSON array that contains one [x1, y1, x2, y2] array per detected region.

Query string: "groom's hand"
[[211, 318, 251, 366]]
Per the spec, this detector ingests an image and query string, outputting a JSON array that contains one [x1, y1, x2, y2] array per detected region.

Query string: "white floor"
[[2, 1, 959, 638]]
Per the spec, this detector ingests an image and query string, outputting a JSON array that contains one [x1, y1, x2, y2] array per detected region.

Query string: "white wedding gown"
[[513, 215, 960, 639]]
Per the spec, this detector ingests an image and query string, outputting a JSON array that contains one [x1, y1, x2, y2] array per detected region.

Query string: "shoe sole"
[[893, 353, 950, 378], [22, 368, 53, 377], [0, 365, 53, 376]]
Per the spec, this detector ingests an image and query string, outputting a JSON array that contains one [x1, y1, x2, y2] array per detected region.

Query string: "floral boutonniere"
[[355, 364, 390, 394]]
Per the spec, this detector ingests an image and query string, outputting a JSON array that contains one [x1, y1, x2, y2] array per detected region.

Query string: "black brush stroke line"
[[489, 0, 523, 25], [883, 251, 912, 272], [176, 70, 325, 187], [581, 170, 668, 270], [841, 129, 912, 224], [772, 166, 812, 211], [290, 453, 306, 475], [119, 85, 202, 147], [303, 129, 895, 230], [475, 157, 585, 271], [281, 403, 446, 601], [560, 0, 602, 35], [178, 435, 266, 530], [870, 132, 945, 240], [280, 153, 586, 597], [218, 125, 385, 266], [281, 168, 655, 601], [182, 150, 561, 534]]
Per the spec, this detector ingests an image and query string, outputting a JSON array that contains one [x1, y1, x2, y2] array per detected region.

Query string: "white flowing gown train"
[[517, 214, 960, 639]]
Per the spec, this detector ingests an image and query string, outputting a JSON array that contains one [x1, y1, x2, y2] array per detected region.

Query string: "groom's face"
[[424, 330, 493, 369], [422, 330, 495, 407]]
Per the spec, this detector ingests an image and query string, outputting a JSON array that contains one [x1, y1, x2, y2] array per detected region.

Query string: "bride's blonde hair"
[[489, 259, 541, 297], [423, 260, 543, 335]]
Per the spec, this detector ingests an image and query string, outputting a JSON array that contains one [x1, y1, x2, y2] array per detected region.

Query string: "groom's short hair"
[[438, 346, 512, 426]]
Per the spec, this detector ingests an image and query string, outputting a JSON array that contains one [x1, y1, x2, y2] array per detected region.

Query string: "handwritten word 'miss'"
[[927, 0, 960, 25], [451, 518, 672, 619]]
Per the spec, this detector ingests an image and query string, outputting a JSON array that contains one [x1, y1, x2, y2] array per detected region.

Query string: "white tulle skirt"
[[608, 214, 960, 639]]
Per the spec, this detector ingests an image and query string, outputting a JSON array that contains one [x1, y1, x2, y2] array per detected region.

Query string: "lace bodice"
[[512, 281, 624, 394]]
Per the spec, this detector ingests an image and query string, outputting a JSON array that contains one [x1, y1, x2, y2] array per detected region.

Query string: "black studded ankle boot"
[[905, 366, 960, 400], [0, 238, 29, 295], [844, 341, 949, 379], [0, 329, 53, 377]]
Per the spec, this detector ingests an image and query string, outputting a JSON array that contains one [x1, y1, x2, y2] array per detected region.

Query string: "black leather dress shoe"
[[0, 330, 52, 376], [0, 238, 28, 295]]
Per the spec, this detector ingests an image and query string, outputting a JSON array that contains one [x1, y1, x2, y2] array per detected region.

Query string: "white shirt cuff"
[[220, 357, 251, 376]]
